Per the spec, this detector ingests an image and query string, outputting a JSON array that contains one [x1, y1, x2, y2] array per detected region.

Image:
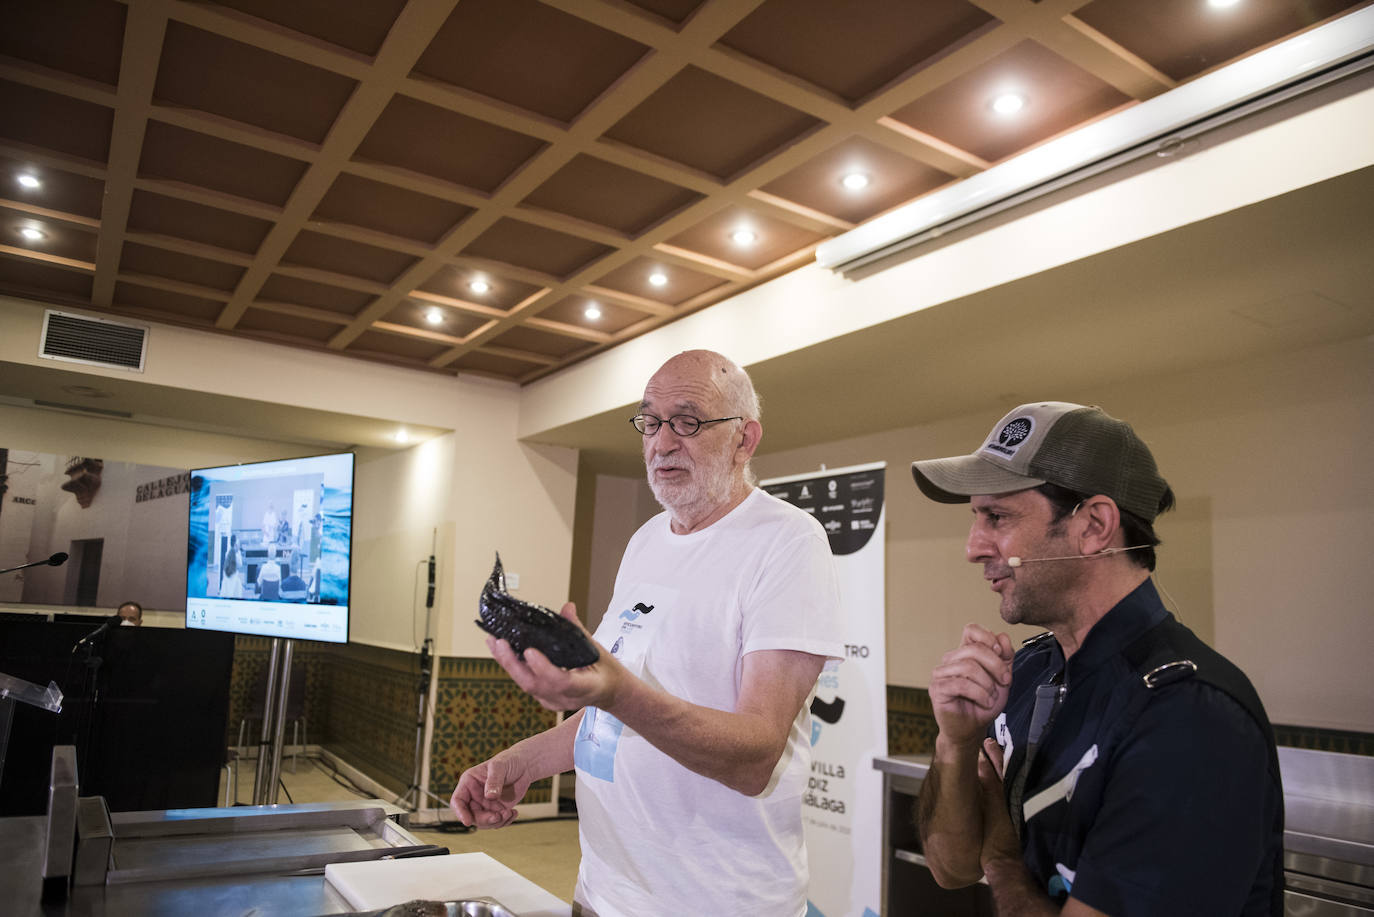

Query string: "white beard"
[[648, 451, 736, 527]]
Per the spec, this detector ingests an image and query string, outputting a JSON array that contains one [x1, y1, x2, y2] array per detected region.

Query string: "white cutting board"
[[324, 852, 573, 917]]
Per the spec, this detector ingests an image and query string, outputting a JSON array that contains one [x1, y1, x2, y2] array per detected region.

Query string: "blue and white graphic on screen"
[[186, 474, 211, 598], [318, 484, 351, 605]]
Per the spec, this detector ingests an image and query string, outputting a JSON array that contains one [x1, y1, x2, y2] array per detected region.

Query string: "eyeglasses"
[[629, 413, 742, 437]]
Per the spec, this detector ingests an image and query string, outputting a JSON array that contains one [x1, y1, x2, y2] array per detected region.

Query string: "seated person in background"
[[256, 546, 282, 599], [279, 572, 309, 601], [116, 600, 142, 626], [220, 535, 245, 599]]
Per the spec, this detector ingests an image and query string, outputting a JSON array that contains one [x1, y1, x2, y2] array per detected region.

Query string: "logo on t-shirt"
[[618, 600, 655, 630]]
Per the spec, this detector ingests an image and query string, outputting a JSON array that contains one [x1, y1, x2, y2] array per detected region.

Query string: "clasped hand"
[[929, 623, 1014, 747]]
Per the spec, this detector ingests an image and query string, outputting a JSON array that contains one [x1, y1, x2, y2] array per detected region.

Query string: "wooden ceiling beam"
[[220, 0, 464, 332]]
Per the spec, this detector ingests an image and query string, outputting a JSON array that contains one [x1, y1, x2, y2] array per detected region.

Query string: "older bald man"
[[451, 350, 844, 917]]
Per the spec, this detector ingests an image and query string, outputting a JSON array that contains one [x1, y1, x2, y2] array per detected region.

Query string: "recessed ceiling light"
[[730, 229, 757, 246], [19, 227, 45, 241], [584, 302, 602, 320], [991, 93, 1026, 115], [841, 172, 871, 191], [394, 429, 410, 444], [425, 307, 444, 325], [17, 174, 41, 190], [648, 271, 668, 287], [1208, 0, 1241, 7], [468, 279, 490, 294]]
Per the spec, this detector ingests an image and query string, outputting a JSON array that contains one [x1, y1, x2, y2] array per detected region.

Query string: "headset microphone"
[[1007, 545, 1150, 567]]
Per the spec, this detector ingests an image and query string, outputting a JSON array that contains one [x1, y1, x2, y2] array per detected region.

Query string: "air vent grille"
[[39, 311, 147, 371]]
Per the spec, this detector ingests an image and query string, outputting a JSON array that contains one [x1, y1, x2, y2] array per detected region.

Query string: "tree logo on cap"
[[987, 417, 1033, 457]]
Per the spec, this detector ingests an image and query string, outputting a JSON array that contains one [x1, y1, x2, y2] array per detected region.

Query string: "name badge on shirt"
[[994, 713, 1014, 771]]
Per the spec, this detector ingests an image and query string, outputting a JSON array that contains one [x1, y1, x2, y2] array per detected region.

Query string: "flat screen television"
[[185, 452, 354, 643]]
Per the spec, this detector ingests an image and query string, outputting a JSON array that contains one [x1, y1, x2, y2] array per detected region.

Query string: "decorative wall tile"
[[1273, 723, 1374, 757], [316, 642, 423, 794], [887, 685, 937, 757], [430, 656, 558, 802], [881, 684, 1374, 758]]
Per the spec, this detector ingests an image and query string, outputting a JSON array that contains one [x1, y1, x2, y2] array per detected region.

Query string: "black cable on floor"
[[310, 755, 375, 799]]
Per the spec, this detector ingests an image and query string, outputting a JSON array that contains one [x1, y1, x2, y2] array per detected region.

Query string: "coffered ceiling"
[[1, 0, 1366, 383]]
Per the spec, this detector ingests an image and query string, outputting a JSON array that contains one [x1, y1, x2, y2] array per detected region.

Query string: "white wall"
[[582, 472, 658, 633], [430, 381, 582, 658], [748, 336, 1373, 733]]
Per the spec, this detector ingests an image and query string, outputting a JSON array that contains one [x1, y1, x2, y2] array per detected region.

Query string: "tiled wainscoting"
[[228, 641, 1372, 799], [885, 685, 1374, 758], [227, 638, 556, 801], [226, 637, 420, 794], [429, 656, 560, 804], [1273, 724, 1374, 757], [887, 684, 939, 757]]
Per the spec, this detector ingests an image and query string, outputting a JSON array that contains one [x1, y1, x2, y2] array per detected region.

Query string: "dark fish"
[[476, 553, 600, 669]]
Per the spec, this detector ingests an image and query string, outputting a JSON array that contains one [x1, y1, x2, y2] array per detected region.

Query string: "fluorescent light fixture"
[[730, 229, 757, 246], [584, 302, 602, 320], [816, 6, 1374, 273], [841, 172, 871, 191], [20, 227, 45, 241], [469, 279, 490, 294], [17, 174, 41, 189], [648, 271, 668, 287]]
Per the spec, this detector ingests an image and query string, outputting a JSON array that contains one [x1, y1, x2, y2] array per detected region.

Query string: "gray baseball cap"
[[910, 402, 1172, 522]]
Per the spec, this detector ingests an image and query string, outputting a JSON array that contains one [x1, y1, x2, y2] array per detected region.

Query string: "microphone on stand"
[[0, 552, 69, 575], [425, 554, 436, 609], [74, 614, 125, 649], [1007, 545, 1150, 567]]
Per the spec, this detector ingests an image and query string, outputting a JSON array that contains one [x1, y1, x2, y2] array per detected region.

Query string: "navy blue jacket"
[[993, 580, 1283, 915]]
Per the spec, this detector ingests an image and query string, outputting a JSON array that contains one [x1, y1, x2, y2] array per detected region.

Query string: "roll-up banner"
[[763, 462, 887, 917]]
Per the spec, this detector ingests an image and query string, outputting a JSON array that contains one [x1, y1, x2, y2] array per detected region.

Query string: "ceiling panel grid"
[[0, 0, 1364, 381]]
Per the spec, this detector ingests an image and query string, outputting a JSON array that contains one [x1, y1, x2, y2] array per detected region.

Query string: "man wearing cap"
[[911, 402, 1283, 916]]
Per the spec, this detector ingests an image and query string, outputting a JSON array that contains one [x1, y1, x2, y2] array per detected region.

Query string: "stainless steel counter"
[[1280, 747, 1374, 913], [1, 799, 434, 916], [872, 753, 929, 783], [873, 747, 1374, 915]]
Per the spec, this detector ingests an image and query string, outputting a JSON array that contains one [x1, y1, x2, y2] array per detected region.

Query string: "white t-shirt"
[[574, 489, 844, 917]]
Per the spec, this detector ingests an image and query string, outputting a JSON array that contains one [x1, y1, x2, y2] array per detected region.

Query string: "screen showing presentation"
[[186, 452, 354, 644]]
